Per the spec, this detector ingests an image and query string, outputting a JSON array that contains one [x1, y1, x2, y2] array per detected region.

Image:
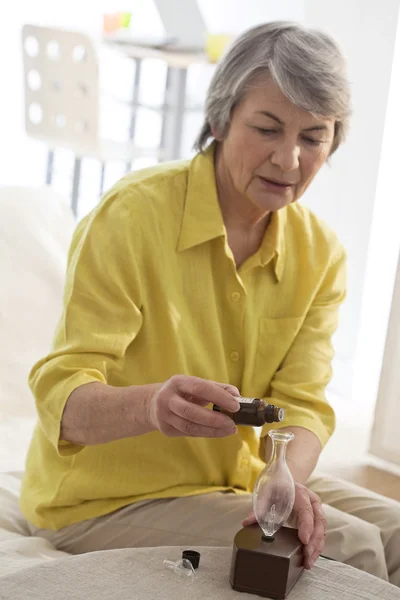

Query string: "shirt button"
[[231, 292, 241, 302], [239, 457, 249, 469], [230, 351, 239, 362]]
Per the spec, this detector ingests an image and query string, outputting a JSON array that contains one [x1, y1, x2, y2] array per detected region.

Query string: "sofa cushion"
[[0, 544, 399, 600], [0, 185, 74, 421]]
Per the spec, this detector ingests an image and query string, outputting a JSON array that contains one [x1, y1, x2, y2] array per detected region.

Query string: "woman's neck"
[[214, 145, 270, 234], [214, 145, 271, 267]]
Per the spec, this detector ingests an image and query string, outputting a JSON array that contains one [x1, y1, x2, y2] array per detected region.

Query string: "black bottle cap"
[[182, 549, 200, 569]]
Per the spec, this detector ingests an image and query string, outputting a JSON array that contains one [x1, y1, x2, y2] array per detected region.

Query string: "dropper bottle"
[[213, 397, 284, 426]]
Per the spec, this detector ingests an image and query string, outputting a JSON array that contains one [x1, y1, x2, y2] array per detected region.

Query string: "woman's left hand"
[[242, 482, 327, 569]]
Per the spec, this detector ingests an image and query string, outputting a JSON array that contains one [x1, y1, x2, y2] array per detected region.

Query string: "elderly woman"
[[21, 22, 400, 584]]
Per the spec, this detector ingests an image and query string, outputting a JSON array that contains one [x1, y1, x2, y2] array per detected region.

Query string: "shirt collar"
[[176, 144, 225, 253], [177, 143, 286, 282]]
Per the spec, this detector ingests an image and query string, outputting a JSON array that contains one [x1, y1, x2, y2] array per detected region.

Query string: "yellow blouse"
[[20, 146, 346, 530]]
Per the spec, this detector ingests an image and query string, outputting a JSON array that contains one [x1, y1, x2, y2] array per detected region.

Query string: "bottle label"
[[239, 397, 257, 404]]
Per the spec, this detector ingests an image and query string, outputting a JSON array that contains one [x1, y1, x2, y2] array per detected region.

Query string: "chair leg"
[[100, 162, 105, 196], [71, 157, 82, 217], [46, 149, 55, 185]]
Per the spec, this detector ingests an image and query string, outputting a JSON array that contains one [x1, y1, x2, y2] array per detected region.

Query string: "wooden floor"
[[326, 464, 400, 502]]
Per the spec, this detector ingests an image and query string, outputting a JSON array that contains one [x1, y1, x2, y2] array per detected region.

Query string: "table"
[[103, 40, 210, 162]]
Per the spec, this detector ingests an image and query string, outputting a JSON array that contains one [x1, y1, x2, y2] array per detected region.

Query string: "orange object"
[[103, 12, 132, 35], [103, 13, 120, 34]]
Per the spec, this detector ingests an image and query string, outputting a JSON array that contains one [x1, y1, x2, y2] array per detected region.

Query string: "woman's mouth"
[[258, 176, 294, 193]]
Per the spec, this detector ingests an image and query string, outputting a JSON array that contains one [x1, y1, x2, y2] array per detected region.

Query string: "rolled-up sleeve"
[[29, 194, 143, 455], [260, 244, 347, 452]]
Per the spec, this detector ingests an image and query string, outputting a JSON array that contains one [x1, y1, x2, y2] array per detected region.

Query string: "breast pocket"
[[256, 317, 304, 383]]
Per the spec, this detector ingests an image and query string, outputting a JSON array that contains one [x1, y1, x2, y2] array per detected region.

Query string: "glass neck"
[[270, 439, 288, 464]]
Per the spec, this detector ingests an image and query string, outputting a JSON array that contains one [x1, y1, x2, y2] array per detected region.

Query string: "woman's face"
[[216, 75, 335, 213]]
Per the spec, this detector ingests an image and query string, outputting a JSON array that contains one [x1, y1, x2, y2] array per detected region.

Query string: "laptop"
[[111, 0, 207, 53]]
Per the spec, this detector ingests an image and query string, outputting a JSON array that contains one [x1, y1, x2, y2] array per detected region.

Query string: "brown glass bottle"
[[213, 397, 284, 426]]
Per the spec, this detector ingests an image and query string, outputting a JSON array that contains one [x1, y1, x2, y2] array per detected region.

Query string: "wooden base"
[[230, 525, 304, 599]]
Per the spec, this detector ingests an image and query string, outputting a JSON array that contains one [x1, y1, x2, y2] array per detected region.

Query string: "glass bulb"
[[253, 430, 295, 538], [163, 559, 197, 582]]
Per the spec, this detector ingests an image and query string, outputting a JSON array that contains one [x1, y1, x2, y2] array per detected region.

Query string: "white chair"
[[21, 25, 160, 216]]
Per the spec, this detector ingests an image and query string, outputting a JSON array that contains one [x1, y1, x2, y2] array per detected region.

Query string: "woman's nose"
[[270, 140, 300, 172]]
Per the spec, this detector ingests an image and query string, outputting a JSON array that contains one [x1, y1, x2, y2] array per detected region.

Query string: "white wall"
[[354, 5, 400, 425], [199, 0, 304, 32], [301, 0, 400, 415], [369, 247, 400, 468]]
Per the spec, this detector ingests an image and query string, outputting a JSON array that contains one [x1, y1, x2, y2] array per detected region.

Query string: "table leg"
[[160, 67, 187, 161], [100, 162, 105, 196], [126, 58, 142, 172], [46, 149, 55, 185], [71, 157, 82, 218]]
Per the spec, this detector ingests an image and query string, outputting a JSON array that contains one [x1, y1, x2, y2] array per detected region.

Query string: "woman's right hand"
[[146, 375, 241, 438]]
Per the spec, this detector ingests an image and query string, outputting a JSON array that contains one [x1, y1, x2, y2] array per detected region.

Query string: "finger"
[[304, 546, 321, 570], [165, 412, 237, 438], [295, 489, 314, 545], [242, 512, 257, 527], [172, 376, 240, 412], [304, 555, 313, 570], [305, 496, 326, 547], [304, 532, 324, 562], [169, 395, 235, 430], [311, 546, 322, 566], [303, 495, 326, 568], [215, 382, 241, 401]]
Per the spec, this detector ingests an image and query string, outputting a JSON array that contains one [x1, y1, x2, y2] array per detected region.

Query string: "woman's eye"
[[303, 137, 322, 146], [255, 128, 277, 135], [254, 127, 324, 146]]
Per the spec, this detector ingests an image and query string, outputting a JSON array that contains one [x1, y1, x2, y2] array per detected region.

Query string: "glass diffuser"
[[253, 430, 295, 539]]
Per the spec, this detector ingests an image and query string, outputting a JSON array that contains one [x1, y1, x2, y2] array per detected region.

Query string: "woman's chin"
[[252, 192, 294, 213]]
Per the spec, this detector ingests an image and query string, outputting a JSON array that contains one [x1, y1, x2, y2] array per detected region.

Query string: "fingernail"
[[306, 545, 314, 557], [304, 534, 310, 545]]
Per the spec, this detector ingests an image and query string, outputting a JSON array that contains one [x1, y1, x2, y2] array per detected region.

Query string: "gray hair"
[[194, 21, 351, 156]]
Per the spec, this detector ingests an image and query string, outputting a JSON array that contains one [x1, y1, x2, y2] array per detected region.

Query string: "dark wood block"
[[230, 524, 304, 599]]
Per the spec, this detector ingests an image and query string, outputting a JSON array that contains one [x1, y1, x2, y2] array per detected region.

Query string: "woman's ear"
[[211, 126, 222, 141]]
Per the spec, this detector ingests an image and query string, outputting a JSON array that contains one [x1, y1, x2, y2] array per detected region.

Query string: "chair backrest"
[[21, 24, 100, 155], [0, 186, 75, 420]]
